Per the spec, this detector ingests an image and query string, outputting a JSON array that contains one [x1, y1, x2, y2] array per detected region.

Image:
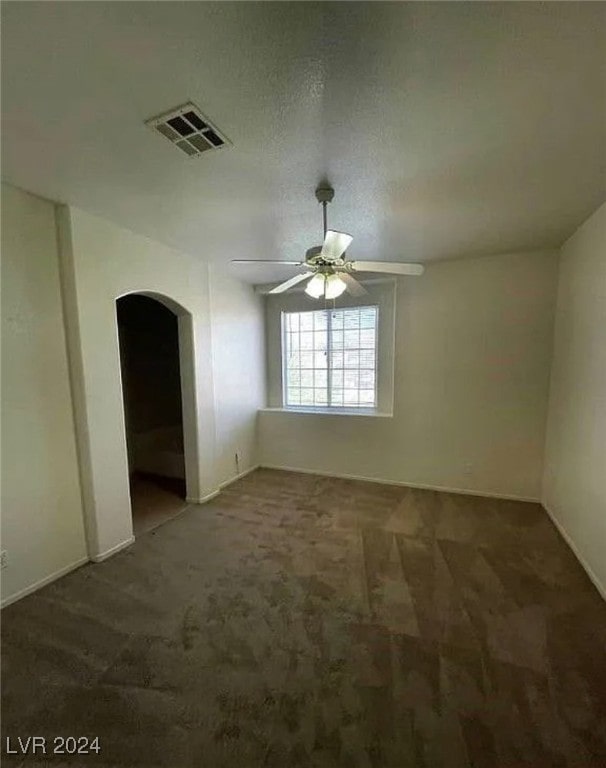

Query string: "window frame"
[[264, 280, 396, 417], [280, 305, 380, 411]]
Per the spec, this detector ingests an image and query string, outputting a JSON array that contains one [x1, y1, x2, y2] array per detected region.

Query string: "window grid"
[[283, 306, 378, 409]]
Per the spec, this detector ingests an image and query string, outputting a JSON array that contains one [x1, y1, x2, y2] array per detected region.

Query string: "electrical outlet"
[[0, 550, 7, 570], [463, 462, 473, 476]]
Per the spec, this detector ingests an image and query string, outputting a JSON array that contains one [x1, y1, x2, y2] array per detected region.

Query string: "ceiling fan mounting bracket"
[[315, 186, 335, 204]]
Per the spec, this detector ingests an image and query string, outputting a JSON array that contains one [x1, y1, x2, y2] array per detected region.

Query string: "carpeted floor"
[[129, 472, 188, 536], [2, 468, 606, 767]]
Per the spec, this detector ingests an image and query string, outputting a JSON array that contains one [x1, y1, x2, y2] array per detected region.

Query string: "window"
[[282, 306, 378, 409]]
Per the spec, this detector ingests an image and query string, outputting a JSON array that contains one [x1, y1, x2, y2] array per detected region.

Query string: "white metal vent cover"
[[146, 102, 230, 157]]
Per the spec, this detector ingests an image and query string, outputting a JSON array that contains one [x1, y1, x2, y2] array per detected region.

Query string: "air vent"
[[146, 102, 230, 158]]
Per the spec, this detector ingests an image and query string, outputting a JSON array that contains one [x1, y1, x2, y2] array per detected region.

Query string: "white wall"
[[57, 205, 267, 561], [543, 202, 606, 597], [209, 268, 265, 485], [58, 205, 220, 558], [1, 186, 266, 603], [260, 249, 559, 500], [1, 184, 87, 606]]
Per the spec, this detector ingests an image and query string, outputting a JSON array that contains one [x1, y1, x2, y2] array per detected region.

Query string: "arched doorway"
[[116, 294, 189, 534]]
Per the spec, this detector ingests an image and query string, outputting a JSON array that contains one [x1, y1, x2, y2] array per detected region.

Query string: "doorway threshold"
[[130, 472, 188, 536]]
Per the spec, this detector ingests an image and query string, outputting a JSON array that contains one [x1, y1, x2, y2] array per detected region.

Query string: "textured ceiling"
[[2, 2, 605, 283]]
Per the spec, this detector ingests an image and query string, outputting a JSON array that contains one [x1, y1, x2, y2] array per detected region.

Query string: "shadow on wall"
[[116, 294, 185, 482]]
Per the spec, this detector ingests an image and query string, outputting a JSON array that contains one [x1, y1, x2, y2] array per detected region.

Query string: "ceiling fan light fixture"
[[324, 273, 347, 299], [305, 273, 326, 298]]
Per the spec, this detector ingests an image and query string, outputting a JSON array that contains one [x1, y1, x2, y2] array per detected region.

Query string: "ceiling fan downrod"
[[315, 185, 335, 237]]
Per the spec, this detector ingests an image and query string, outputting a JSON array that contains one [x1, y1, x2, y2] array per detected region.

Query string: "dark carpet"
[[2, 468, 606, 767]]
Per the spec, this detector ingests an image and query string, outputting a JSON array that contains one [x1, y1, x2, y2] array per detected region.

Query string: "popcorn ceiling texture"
[[2, 2, 604, 274]]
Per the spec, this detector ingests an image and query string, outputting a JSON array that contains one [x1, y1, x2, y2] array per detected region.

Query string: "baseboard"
[[91, 536, 135, 563], [1, 556, 89, 609], [542, 502, 606, 601], [185, 466, 261, 505], [219, 464, 260, 490], [259, 464, 540, 503], [186, 489, 220, 505]]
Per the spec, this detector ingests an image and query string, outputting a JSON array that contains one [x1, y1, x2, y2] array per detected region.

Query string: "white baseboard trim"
[[1, 556, 89, 609], [259, 464, 540, 503], [91, 536, 135, 563], [186, 466, 261, 505], [186, 489, 220, 505], [219, 464, 260, 490], [542, 502, 606, 601]]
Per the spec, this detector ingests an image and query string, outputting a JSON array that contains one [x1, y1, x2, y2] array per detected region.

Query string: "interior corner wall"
[[1, 183, 87, 606], [58, 205, 218, 559], [542, 202, 606, 598], [209, 267, 266, 486], [259, 249, 559, 500]]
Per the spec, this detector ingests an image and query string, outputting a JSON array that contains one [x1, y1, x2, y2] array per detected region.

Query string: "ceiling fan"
[[231, 185, 424, 299]]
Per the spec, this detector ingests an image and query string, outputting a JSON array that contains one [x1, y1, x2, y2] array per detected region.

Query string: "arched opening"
[[116, 293, 190, 534]]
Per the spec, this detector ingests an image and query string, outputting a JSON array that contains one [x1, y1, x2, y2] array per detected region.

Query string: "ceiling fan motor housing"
[[305, 246, 346, 270]]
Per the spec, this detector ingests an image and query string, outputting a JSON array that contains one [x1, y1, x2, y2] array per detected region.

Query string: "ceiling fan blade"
[[339, 272, 368, 296], [320, 230, 353, 261], [268, 271, 313, 294], [231, 260, 303, 265], [349, 260, 425, 276]]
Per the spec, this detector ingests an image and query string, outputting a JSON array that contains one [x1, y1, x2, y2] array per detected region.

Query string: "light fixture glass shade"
[[305, 273, 326, 298], [324, 273, 347, 299]]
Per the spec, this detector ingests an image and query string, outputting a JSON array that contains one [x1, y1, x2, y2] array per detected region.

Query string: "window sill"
[[259, 407, 393, 418]]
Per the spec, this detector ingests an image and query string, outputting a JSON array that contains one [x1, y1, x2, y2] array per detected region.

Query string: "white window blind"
[[282, 306, 378, 409]]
